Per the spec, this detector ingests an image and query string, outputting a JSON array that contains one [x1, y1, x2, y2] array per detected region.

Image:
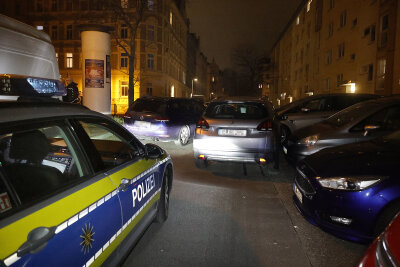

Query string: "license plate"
[[283, 146, 287, 154], [218, 129, 246, 136], [294, 184, 303, 203], [135, 121, 151, 128]]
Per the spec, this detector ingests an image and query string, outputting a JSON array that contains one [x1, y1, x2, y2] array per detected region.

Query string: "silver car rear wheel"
[[175, 125, 190, 145]]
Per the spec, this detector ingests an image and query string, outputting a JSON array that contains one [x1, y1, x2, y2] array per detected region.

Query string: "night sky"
[[186, 0, 303, 69]]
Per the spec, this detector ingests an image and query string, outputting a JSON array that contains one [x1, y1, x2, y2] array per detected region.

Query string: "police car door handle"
[[118, 178, 130, 192], [17, 226, 57, 257]]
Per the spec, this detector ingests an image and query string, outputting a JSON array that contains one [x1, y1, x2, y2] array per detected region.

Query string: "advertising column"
[[80, 25, 113, 114]]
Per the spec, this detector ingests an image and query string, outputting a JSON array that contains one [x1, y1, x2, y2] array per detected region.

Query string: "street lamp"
[[191, 78, 198, 98]]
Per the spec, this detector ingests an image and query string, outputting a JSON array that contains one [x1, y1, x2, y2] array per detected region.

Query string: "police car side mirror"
[[145, 143, 163, 159]]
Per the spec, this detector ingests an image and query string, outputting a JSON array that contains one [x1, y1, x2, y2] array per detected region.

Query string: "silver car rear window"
[[205, 102, 269, 119]]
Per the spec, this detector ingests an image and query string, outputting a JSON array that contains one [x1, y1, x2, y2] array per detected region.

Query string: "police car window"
[[78, 121, 139, 170], [0, 172, 16, 219], [0, 125, 83, 207]]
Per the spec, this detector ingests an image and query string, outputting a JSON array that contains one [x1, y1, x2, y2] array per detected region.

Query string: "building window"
[[329, 0, 334, 10], [66, 53, 73, 68], [169, 11, 173, 25], [350, 53, 356, 60], [296, 16, 300, 25], [120, 24, 128, 39], [36, 25, 43, 30], [120, 81, 128, 97], [325, 78, 330, 91], [326, 50, 332, 64], [66, 0, 72, 11], [371, 25, 376, 42], [120, 53, 128, 68], [52, 0, 58, 11], [147, 54, 154, 70], [368, 64, 373, 81], [56, 52, 58, 62], [328, 22, 333, 37], [338, 43, 345, 58], [336, 73, 343, 87], [377, 58, 386, 89], [307, 0, 312, 12], [352, 18, 358, 27], [148, 0, 154, 10], [36, 0, 43, 12], [80, 0, 88, 10], [339, 10, 347, 28], [66, 25, 73, 40], [146, 83, 153, 96], [380, 14, 389, 47], [121, 0, 128, 8], [147, 25, 154, 41], [51, 25, 57, 40]]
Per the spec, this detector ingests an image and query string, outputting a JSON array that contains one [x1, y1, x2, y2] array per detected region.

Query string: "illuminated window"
[[120, 53, 128, 68], [377, 58, 386, 89], [171, 85, 175, 97], [307, 0, 312, 12], [56, 53, 58, 62], [36, 25, 43, 30], [66, 25, 73, 40], [121, 0, 128, 8], [169, 11, 173, 25], [147, 25, 154, 41], [66, 53, 73, 68], [296, 16, 300, 25], [147, 54, 154, 70], [51, 25, 57, 40], [120, 81, 128, 97], [120, 24, 128, 39]]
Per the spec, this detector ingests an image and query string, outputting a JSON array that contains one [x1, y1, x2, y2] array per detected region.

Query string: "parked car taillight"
[[257, 120, 272, 131], [196, 117, 209, 129], [155, 116, 170, 122]]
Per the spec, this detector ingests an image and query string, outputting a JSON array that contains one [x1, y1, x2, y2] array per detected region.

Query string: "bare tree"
[[104, 0, 149, 107], [231, 45, 266, 96]]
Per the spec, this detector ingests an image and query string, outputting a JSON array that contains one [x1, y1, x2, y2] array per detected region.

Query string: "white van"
[[0, 14, 65, 100]]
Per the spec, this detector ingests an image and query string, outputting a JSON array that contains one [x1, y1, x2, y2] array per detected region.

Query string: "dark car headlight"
[[317, 176, 387, 191]]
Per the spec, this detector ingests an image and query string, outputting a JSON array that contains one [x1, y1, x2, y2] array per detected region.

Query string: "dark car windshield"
[[324, 102, 378, 127], [205, 102, 269, 119], [130, 99, 167, 114]]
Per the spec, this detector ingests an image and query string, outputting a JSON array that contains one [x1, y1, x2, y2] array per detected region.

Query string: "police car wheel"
[[155, 172, 169, 223]]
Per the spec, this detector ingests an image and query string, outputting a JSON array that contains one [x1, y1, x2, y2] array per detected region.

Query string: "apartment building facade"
[[268, 0, 400, 107], [1, 0, 189, 114]]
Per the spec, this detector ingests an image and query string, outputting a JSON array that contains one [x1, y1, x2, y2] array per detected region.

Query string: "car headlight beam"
[[298, 134, 319, 146], [318, 176, 386, 191]]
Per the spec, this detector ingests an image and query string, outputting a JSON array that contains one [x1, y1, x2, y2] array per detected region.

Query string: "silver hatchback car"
[[193, 97, 278, 169]]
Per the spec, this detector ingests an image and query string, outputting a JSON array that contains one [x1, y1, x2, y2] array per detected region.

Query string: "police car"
[[0, 14, 173, 267]]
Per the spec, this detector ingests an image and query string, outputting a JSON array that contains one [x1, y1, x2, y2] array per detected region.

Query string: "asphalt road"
[[122, 141, 367, 267]]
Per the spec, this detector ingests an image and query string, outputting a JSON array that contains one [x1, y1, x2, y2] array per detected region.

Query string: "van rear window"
[[205, 102, 269, 119]]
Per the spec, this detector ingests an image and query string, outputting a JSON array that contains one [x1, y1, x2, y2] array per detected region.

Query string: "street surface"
[[123, 141, 367, 267]]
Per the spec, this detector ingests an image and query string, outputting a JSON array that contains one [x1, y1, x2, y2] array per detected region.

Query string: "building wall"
[[268, 0, 399, 108], [2, 0, 189, 114]]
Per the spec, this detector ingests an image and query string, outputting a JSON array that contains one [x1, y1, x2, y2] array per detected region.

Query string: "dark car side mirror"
[[144, 143, 164, 159], [363, 125, 380, 136]]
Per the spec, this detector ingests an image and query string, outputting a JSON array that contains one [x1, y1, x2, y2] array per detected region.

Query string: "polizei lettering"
[[132, 174, 155, 207]]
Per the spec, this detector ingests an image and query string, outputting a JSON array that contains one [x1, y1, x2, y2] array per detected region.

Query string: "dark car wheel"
[[374, 201, 400, 237], [175, 125, 190, 146], [194, 158, 207, 169], [155, 170, 169, 223], [280, 125, 290, 143]]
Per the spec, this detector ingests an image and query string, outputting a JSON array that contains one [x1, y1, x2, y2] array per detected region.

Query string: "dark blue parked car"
[[123, 97, 204, 145], [293, 130, 400, 243]]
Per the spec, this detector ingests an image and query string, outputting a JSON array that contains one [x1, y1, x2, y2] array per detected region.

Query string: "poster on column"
[[85, 59, 104, 88]]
